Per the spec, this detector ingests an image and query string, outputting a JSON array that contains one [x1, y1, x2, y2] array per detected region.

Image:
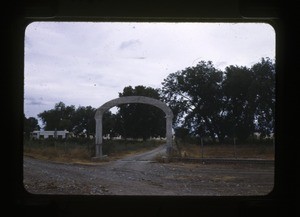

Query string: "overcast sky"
[[24, 22, 275, 123]]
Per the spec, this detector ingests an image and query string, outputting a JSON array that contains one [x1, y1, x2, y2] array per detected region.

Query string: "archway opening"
[[94, 96, 173, 158]]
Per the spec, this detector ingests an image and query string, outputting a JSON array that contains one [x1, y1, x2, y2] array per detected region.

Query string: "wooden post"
[[233, 137, 237, 159], [201, 138, 204, 159]]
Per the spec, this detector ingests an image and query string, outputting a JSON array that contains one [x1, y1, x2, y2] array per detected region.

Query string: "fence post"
[[201, 138, 204, 159], [233, 137, 237, 159]]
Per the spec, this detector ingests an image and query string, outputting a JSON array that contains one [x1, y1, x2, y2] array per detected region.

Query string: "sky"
[[24, 22, 275, 125]]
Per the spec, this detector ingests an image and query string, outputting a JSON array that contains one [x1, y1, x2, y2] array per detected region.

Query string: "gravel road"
[[23, 145, 274, 196]]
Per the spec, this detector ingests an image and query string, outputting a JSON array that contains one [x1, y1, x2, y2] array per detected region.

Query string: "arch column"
[[95, 117, 102, 157], [166, 114, 173, 154]]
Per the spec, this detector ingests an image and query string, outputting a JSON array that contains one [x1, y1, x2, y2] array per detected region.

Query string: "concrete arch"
[[94, 96, 173, 158]]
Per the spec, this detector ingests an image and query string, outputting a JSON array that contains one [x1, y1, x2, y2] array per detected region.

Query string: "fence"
[[175, 137, 275, 160]]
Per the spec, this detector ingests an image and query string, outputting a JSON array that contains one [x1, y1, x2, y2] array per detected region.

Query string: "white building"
[[30, 130, 70, 139]]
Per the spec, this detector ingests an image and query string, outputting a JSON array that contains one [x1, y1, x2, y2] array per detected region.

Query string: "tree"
[[250, 57, 275, 138], [222, 65, 255, 141], [37, 102, 119, 138], [174, 127, 190, 142], [102, 110, 119, 137], [71, 105, 96, 137], [117, 85, 166, 140], [161, 61, 224, 142], [222, 58, 275, 140], [23, 115, 40, 138], [38, 102, 75, 131], [161, 58, 275, 143]]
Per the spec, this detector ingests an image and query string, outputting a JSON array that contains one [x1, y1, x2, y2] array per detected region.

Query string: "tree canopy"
[[161, 58, 275, 142], [38, 102, 95, 137]]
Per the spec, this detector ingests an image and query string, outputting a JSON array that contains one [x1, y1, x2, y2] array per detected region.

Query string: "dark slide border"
[[5, 0, 298, 216]]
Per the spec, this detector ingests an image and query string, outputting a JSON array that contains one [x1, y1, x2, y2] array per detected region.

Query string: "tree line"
[[24, 58, 275, 143]]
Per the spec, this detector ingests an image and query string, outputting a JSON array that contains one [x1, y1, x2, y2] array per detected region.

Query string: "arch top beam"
[[95, 96, 173, 119]]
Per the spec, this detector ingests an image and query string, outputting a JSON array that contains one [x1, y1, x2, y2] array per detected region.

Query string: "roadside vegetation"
[[174, 140, 274, 160], [170, 135, 274, 159], [24, 136, 274, 164], [23, 138, 164, 163]]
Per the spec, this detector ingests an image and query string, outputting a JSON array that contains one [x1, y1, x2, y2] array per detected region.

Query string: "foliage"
[[161, 58, 275, 142], [38, 102, 75, 131], [71, 105, 96, 136], [117, 85, 166, 140], [23, 115, 40, 138], [37, 102, 95, 136], [222, 58, 275, 140], [250, 57, 275, 138], [222, 65, 255, 140], [161, 61, 224, 141]]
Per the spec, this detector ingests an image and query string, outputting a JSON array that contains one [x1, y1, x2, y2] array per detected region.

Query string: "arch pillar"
[[95, 117, 102, 157], [165, 114, 173, 154]]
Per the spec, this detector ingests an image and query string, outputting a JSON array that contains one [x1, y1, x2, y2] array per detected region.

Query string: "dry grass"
[[24, 146, 91, 163], [24, 139, 274, 164], [176, 143, 274, 160], [23, 140, 164, 163]]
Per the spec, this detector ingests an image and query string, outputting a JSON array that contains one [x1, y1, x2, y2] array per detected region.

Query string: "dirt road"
[[23, 145, 274, 196]]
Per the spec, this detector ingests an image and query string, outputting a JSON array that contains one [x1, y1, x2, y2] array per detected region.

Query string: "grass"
[[24, 144, 92, 163], [154, 141, 274, 163], [23, 138, 164, 163], [24, 138, 274, 163], [174, 142, 274, 160]]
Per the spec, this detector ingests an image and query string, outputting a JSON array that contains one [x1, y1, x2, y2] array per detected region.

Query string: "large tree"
[[38, 102, 75, 131], [161, 61, 224, 142], [117, 85, 166, 140], [250, 57, 275, 138], [161, 58, 275, 142], [71, 105, 96, 136], [222, 65, 255, 141]]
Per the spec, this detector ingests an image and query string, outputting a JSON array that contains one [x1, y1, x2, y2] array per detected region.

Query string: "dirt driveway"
[[23, 145, 274, 196]]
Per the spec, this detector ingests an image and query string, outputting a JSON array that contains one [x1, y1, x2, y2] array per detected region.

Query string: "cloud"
[[123, 56, 146, 60], [119, 39, 141, 50], [25, 97, 46, 106]]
